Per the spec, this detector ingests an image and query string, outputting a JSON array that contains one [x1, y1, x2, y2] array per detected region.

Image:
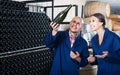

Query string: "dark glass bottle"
[[53, 4, 72, 24]]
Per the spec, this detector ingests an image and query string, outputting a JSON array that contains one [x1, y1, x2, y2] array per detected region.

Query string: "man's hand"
[[50, 22, 60, 36], [70, 51, 81, 63]]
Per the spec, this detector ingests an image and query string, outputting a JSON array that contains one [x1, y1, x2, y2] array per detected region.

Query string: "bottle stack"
[[0, 0, 53, 75], [0, 1, 51, 52]]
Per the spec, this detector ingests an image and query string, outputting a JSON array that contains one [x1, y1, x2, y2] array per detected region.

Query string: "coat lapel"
[[64, 30, 71, 49]]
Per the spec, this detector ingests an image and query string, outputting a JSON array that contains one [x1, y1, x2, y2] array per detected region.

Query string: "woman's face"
[[89, 16, 103, 31]]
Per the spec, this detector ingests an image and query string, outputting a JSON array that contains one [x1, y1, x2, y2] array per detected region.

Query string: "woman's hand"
[[70, 51, 81, 63], [87, 56, 95, 63], [50, 22, 60, 36], [95, 51, 109, 58]]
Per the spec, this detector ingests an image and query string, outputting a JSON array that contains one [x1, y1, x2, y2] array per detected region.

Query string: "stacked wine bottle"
[[0, 0, 53, 75], [0, 0, 28, 11], [1, 48, 53, 75], [0, 1, 51, 52]]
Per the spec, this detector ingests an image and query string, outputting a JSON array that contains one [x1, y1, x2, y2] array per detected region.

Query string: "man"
[[44, 16, 89, 75]]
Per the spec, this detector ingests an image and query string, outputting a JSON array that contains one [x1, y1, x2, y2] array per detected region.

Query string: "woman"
[[87, 13, 120, 75], [44, 16, 89, 75]]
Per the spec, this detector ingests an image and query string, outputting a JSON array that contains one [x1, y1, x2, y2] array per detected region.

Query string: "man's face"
[[69, 17, 82, 33]]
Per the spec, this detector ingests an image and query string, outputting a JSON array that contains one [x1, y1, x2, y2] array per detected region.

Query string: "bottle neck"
[[65, 5, 72, 12]]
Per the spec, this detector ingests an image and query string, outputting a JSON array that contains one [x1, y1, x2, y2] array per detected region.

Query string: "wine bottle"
[[53, 4, 72, 24]]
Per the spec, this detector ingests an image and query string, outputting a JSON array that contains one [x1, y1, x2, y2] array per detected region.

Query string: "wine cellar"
[[0, 0, 120, 75], [0, 0, 54, 75]]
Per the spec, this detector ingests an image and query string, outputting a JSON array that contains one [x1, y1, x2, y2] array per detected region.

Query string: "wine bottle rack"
[[0, 1, 53, 75], [0, 2, 51, 52], [0, 48, 53, 75], [0, 0, 28, 11]]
